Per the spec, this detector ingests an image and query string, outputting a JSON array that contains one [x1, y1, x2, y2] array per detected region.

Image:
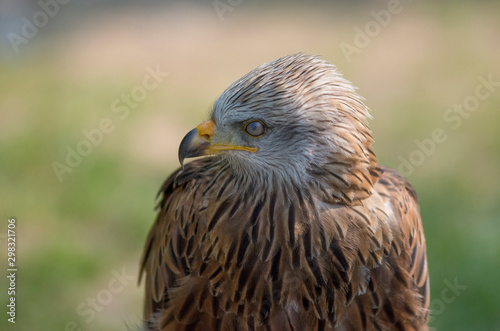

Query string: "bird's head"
[[179, 54, 379, 203]]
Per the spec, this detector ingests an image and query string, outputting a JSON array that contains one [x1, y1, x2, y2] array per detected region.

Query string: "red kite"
[[140, 54, 429, 330]]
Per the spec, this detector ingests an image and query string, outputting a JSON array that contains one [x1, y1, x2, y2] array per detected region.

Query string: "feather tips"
[[139, 54, 428, 331], [140, 160, 429, 330]]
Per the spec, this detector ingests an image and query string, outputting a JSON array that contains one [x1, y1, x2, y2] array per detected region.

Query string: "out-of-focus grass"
[[1, 2, 499, 330]]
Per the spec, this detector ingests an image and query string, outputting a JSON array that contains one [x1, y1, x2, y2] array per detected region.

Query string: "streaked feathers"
[[140, 54, 429, 330]]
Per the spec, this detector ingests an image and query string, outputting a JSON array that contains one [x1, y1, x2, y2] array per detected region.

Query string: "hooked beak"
[[178, 119, 257, 166]]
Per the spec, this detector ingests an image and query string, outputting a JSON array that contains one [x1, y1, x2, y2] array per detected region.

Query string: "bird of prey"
[[140, 53, 429, 331]]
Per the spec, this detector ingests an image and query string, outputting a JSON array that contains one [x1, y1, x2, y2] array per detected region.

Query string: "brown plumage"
[[140, 54, 430, 330]]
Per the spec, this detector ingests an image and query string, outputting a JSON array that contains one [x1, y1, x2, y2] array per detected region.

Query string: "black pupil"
[[246, 122, 263, 136]]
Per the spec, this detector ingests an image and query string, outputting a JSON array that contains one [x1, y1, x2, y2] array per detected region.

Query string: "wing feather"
[[140, 161, 429, 330], [140, 158, 216, 322]]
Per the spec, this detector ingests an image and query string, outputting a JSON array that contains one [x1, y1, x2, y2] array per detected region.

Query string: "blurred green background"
[[1, 1, 499, 330]]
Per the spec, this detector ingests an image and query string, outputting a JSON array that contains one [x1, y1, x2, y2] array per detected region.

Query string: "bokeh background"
[[1, 0, 499, 330]]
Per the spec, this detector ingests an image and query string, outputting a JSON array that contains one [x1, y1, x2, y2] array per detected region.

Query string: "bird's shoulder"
[[379, 166, 430, 320], [140, 157, 224, 319], [371, 166, 425, 260]]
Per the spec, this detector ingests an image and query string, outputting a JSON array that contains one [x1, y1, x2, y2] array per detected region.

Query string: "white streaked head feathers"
[[210, 54, 376, 196]]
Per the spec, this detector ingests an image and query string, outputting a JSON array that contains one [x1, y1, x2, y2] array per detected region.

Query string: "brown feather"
[[140, 54, 429, 331]]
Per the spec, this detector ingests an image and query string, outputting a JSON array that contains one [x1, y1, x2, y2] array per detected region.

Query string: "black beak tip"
[[178, 128, 207, 167]]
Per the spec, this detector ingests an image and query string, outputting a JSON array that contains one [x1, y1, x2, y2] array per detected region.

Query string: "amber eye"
[[244, 121, 266, 137]]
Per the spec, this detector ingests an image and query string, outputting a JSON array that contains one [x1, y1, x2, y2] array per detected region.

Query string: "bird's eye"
[[244, 121, 266, 137]]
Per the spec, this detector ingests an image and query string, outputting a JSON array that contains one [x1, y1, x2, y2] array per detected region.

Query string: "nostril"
[[200, 134, 211, 141]]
